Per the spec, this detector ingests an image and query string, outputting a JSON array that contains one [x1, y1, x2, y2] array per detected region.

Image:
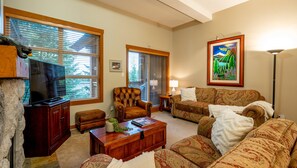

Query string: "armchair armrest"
[[114, 101, 125, 122], [242, 105, 266, 127], [197, 116, 216, 139], [137, 100, 152, 117]]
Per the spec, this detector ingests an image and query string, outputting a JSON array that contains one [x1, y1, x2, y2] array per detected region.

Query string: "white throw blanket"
[[208, 105, 245, 118], [246, 101, 274, 120], [107, 151, 155, 168], [209, 101, 274, 120]]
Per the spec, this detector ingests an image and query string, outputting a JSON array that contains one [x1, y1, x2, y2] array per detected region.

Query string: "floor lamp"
[[267, 49, 284, 112]]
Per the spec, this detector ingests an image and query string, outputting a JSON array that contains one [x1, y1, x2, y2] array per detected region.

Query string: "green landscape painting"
[[212, 42, 237, 80]]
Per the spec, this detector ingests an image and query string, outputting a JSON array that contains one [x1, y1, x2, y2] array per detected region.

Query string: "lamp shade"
[[169, 80, 178, 88], [267, 49, 284, 55], [150, 80, 158, 86]]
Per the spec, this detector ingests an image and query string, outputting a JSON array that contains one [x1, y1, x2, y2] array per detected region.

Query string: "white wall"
[[4, 0, 172, 125], [172, 0, 297, 122]]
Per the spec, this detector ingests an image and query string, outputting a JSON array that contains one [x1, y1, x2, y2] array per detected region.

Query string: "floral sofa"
[[81, 117, 297, 168], [171, 87, 267, 126]]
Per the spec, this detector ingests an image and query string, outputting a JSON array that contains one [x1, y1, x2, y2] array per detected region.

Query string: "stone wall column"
[[0, 79, 25, 168]]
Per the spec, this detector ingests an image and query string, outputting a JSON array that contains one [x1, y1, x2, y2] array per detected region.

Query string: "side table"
[[159, 95, 171, 112]]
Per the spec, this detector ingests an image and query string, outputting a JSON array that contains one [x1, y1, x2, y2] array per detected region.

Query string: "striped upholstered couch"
[[171, 87, 267, 126], [81, 117, 297, 168]]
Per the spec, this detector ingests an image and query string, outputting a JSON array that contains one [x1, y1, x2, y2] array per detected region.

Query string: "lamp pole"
[[272, 53, 276, 110], [267, 49, 283, 111]]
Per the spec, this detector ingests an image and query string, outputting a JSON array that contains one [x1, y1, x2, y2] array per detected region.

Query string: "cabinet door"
[[50, 105, 62, 145], [61, 102, 70, 135]]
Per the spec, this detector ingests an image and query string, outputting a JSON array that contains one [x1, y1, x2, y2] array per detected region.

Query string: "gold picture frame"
[[207, 35, 244, 87]]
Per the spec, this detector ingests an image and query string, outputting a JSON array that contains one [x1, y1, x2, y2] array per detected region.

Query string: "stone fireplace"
[[0, 79, 25, 168]]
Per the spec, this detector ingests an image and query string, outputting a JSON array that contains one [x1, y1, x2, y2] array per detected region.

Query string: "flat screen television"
[[29, 59, 66, 105]]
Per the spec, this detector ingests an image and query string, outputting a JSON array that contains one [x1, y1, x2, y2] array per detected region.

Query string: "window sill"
[[70, 98, 103, 106]]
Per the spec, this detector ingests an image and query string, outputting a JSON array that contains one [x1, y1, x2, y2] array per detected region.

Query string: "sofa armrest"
[[114, 101, 125, 122], [81, 154, 112, 168], [197, 116, 216, 139], [171, 94, 181, 104], [137, 100, 152, 117], [242, 105, 266, 127], [170, 95, 181, 116]]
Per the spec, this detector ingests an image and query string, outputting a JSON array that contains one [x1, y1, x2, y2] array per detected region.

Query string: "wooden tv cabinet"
[[23, 99, 71, 157]]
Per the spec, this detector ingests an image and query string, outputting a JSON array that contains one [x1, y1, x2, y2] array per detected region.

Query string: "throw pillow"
[[211, 108, 254, 155], [180, 87, 196, 101]]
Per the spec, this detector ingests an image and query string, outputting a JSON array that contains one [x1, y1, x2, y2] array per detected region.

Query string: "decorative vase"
[[105, 120, 114, 132]]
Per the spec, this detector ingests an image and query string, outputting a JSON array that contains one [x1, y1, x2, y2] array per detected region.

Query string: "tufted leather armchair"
[[113, 87, 152, 122]]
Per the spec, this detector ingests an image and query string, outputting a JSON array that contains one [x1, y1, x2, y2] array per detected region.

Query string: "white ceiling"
[[96, 0, 248, 28]]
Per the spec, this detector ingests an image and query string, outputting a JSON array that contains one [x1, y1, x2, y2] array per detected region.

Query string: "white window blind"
[[6, 17, 100, 102]]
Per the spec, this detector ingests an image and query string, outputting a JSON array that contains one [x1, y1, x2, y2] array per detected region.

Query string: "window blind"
[[6, 16, 100, 102]]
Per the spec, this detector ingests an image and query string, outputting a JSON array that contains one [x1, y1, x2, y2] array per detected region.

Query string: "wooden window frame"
[[4, 7, 104, 106]]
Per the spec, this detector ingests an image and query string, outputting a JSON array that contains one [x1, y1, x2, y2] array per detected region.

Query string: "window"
[[4, 7, 104, 105]]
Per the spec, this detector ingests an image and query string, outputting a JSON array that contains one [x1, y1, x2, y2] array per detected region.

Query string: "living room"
[[1, 0, 297, 167]]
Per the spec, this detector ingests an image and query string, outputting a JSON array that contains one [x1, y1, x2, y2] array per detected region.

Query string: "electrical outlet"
[[278, 114, 285, 119]]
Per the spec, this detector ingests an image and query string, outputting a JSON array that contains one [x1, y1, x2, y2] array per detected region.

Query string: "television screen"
[[29, 59, 66, 104]]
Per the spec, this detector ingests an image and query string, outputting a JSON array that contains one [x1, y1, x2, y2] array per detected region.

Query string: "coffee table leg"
[[90, 135, 95, 156], [162, 145, 165, 149]]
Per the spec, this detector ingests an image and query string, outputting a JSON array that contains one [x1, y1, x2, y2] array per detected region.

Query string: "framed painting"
[[207, 35, 244, 87], [109, 60, 122, 72]]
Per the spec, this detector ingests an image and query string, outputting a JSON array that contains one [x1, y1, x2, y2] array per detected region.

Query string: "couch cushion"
[[211, 109, 254, 155], [214, 89, 262, 106], [175, 100, 209, 115], [208, 137, 291, 168], [246, 118, 297, 152], [154, 149, 199, 168], [170, 135, 221, 168], [196, 87, 217, 104], [125, 106, 147, 119]]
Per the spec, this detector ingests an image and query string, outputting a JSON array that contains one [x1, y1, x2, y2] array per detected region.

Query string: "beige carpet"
[[55, 111, 198, 168], [56, 129, 89, 168], [23, 153, 60, 168], [151, 112, 198, 148]]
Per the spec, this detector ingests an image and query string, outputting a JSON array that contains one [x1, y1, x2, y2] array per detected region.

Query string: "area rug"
[[23, 153, 60, 168]]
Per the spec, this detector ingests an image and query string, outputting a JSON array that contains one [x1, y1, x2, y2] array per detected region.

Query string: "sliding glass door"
[[128, 52, 149, 101], [127, 46, 169, 106]]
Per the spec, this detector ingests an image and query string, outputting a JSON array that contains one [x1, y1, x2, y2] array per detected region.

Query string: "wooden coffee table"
[[89, 117, 167, 161]]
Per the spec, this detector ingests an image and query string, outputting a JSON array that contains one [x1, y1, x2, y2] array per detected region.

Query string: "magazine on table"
[[131, 118, 155, 127]]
